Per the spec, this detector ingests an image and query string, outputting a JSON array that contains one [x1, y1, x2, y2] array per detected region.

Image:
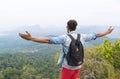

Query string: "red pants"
[[60, 67, 81, 79]]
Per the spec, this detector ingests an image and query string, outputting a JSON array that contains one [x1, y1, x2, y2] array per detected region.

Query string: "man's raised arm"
[[97, 26, 114, 37], [19, 31, 50, 43]]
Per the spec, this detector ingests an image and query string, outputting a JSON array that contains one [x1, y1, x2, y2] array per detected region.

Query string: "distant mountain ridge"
[[0, 25, 118, 52]]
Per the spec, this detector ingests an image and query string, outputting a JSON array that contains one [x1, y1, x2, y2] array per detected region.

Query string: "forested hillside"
[[0, 39, 120, 79]]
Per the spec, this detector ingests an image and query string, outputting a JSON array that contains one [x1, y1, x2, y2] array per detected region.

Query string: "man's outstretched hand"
[[19, 31, 31, 40], [107, 26, 114, 34], [96, 26, 114, 37]]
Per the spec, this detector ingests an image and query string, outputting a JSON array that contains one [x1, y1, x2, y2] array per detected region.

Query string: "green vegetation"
[[0, 39, 120, 79], [0, 52, 59, 79]]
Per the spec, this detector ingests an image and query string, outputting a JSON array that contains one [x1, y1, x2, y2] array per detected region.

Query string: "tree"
[[113, 39, 120, 69], [80, 47, 115, 79], [20, 65, 36, 79], [2, 67, 21, 79]]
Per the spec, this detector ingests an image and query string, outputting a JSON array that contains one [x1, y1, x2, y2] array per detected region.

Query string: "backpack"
[[65, 34, 84, 66]]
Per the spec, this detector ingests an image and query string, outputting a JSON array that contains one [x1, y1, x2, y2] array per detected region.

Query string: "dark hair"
[[67, 19, 77, 31]]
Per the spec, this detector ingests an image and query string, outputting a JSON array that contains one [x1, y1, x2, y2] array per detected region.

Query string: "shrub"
[[80, 47, 115, 79]]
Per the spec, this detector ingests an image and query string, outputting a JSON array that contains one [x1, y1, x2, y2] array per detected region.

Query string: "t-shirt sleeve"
[[82, 33, 97, 42], [49, 35, 66, 44]]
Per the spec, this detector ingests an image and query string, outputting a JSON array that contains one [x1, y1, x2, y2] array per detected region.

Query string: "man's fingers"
[[109, 26, 112, 29], [19, 33, 25, 37], [25, 31, 31, 36], [26, 31, 28, 33], [107, 26, 114, 34], [19, 33, 23, 37], [109, 26, 114, 30], [26, 31, 29, 34], [19, 33, 21, 36]]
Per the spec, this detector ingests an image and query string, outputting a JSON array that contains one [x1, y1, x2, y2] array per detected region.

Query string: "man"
[[19, 19, 114, 79]]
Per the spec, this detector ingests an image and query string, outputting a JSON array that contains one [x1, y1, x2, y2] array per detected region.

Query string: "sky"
[[0, 0, 120, 32]]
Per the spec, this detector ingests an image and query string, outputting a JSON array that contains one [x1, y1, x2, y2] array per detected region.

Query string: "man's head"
[[67, 19, 77, 33]]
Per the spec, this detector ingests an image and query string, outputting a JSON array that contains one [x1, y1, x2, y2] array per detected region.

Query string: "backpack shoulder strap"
[[67, 34, 81, 41], [67, 34, 75, 41], [77, 34, 81, 41]]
